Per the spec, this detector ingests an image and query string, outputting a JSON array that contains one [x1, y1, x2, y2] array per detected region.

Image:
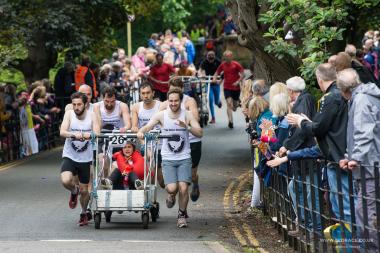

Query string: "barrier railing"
[[0, 97, 67, 165], [257, 154, 380, 253]]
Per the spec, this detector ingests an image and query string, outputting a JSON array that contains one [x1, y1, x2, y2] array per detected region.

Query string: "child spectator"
[[102, 139, 145, 190]]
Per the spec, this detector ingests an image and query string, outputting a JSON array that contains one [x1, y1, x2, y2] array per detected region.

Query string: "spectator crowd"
[[7, 11, 380, 252], [0, 10, 240, 164], [241, 29, 380, 252]]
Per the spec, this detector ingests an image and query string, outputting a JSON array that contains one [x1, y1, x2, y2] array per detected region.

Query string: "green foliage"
[[0, 0, 224, 86], [161, 0, 192, 31], [258, 0, 380, 82], [0, 69, 26, 91], [186, 0, 225, 27], [0, 0, 133, 83]]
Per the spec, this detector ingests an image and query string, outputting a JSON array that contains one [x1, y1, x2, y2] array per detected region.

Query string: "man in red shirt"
[[213, 50, 244, 128], [149, 53, 176, 101]]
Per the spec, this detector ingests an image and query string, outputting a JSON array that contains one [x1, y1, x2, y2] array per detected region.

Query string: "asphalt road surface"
[[0, 104, 251, 253]]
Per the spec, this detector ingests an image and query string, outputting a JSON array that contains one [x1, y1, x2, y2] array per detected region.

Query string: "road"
[[0, 105, 252, 253]]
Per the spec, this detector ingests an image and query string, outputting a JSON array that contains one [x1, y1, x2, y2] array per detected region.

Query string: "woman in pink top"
[[131, 47, 150, 77]]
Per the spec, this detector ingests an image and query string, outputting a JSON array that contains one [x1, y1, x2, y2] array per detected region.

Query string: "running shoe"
[[166, 194, 176, 208], [177, 215, 188, 228], [190, 185, 200, 202], [135, 179, 144, 190], [69, 185, 79, 209], [209, 118, 215, 124], [78, 213, 88, 226], [86, 209, 92, 221]]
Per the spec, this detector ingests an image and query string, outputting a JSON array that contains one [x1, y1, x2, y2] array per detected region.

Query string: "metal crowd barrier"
[[0, 97, 67, 165], [259, 157, 380, 253]]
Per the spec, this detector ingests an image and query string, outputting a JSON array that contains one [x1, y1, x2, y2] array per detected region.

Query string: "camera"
[[245, 122, 258, 140]]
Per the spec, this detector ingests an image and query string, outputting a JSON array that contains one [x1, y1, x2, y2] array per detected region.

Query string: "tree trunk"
[[12, 32, 57, 86], [226, 0, 300, 84]]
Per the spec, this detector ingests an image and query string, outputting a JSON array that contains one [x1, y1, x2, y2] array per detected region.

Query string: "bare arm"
[[148, 72, 163, 84], [137, 111, 163, 138], [131, 103, 139, 132], [91, 111, 100, 136], [186, 97, 199, 121], [186, 111, 203, 138], [120, 102, 131, 130], [159, 100, 168, 111], [233, 70, 245, 86], [60, 110, 74, 138]]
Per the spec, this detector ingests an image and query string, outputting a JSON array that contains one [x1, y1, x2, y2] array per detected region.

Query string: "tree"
[[0, 0, 132, 85], [226, 0, 380, 84]]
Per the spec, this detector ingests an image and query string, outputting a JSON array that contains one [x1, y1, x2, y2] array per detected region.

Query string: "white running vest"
[[161, 108, 191, 161], [88, 103, 94, 113], [138, 101, 162, 149], [98, 100, 124, 130], [181, 95, 201, 143], [62, 110, 93, 162], [138, 101, 161, 129]]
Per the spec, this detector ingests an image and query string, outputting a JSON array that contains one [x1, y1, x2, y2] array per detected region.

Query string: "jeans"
[[208, 84, 220, 118], [355, 179, 378, 253], [288, 172, 322, 231], [327, 165, 352, 223]]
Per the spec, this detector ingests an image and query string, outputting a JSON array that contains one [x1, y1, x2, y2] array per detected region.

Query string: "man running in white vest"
[[130, 82, 165, 188], [160, 77, 202, 202], [94, 86, 131, 177], [64, 84, 98, 219], [60, 92, 100, 226], [137, 88, 203, 228]]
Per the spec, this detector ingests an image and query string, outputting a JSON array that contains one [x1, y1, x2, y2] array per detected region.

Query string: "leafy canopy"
[[258, 0, 380, 80]]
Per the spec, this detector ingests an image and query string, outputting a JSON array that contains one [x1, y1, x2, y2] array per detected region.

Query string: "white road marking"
[[40, 240, 93, 242]]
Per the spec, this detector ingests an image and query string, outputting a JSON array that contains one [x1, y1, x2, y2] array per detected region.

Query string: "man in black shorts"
[[60, 92, 100, 226], [213, 50, 244, 129]]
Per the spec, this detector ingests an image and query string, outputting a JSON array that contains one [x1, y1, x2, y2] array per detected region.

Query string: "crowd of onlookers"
[[0, 13, 239, 164], [241, 30, 380, 251], [0, 80, 62, 162]]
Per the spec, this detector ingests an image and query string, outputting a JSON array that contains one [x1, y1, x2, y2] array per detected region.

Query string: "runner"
[[94, 86, 131, 177], [198, 50, 222, 124], [59, 92, 100, 226], [148, 53, 176, 102], [130, 82, 165, 188], [160, 77, 202, 202], [65, 84, 95, 112], [137, 88, 203, 228], [64, 84, 97, 218], [94, 86, 131, 132], [213, 50, 244, 129]]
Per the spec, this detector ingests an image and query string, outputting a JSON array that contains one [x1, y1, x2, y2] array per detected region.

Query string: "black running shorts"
[[224, 89, 240, 101], [190, 141, 202, 168], [61, 157, 91, 184]]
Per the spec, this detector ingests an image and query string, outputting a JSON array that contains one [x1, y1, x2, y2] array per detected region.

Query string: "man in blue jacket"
[[181, 33, 196, 66]]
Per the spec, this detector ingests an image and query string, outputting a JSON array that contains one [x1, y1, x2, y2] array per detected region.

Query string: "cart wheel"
[[142, 212, 149, 229], [156, 202, 160, 218], [150, 208, 157, 222], [150, 202, 160, 222], [204, 114, 209, 126], [199, 116, 204, 128], [94, 213, 101, 229], [105, 211, 112, 223]]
